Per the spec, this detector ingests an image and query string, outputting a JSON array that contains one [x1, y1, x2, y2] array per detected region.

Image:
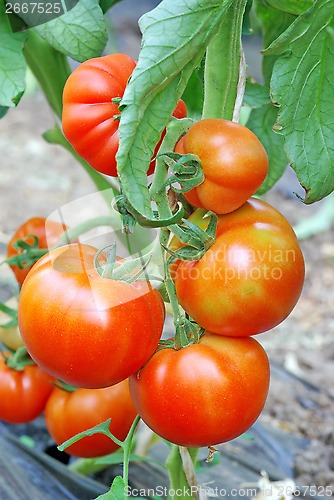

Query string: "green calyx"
[[4, 236, 47, 270], [159, 318, 205, 351], [167, 211, 217, 262], [94, 243, 159, 285], [53, 380, 77, 393], [158, 152, 204, 194], [2, 346, 35, 371], [0, 301, 18, 329]]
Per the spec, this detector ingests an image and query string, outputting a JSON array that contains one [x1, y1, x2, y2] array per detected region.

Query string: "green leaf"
[[243, 79, 270, 108], [6, 0, 78, 30], [0, 6, 26, 107], [247, 103, 288, 194], [99, 0, 122, 14], [202, 0, 248, 121], [181, 61, 204, 118], [264, 0, 315, 15], [264, 0, 334, 203], [0, 107, 9, 118], [34, 0, 108, 62], [255, 0, 296, 86], [242, 0, 255, 35], [96, 476, 125, 500], [116, 0, 234, 220], [6, 12, 27, 33]]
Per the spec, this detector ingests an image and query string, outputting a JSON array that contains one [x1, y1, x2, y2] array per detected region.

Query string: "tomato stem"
[[67, 416, 142, 485], [24, 29, 69, 118], [122, 415, 141, 496], [100, 243, 117, 280], [165, 445, 199, 500], [150, 117, 193, 209], [202, 0, 248, 122], [164, 259, 183, 323], [53, 380, 77, 393], [56, 216, 120, 246], [0, 301, 18, 328], [149, 117, 205, 347]]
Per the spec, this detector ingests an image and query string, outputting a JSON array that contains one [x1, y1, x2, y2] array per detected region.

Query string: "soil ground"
[[0, 4, 333, 495]]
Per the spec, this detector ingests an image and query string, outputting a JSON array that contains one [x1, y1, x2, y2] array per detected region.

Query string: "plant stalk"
[[24, 29, 70, 118], [166, 445, 199, 500], [123, 415, 141, 497], [202, 0, 248, 121]]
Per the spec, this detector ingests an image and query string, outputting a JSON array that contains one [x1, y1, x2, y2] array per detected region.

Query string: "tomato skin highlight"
[[130, 333, 270, 448], [44, 380, 137, 458], [0, 354, 54, 424], [62, 53, 187, 177], [170, 198, 305, 337], [18, 243, 165, 389], [175, 118, 268, 214], [7, 217, 67, 286]]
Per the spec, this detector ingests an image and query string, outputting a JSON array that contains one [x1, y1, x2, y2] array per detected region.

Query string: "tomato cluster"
[[128, 119, 304, 447], [0, 348, 137, 457], [2, 219, 164, 457], [1, 53, 305, 458], [129, 202, 304, 447]]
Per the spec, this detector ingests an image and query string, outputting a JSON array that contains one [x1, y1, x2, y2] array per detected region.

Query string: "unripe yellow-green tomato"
[[0, 296, 24, 351]]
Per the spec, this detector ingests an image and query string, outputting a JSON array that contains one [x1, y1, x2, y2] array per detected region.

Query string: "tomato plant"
[[0, 352, 54, 424], [130, 332, 270, 447], [171, 198, 305, 337], [7, 217, 68, 286], [62, 53, 187, 177], [4, 0, 332, 496], [44, 379, 137, 458], [18, 243, 165, 389], [174, 119, 268, 214]]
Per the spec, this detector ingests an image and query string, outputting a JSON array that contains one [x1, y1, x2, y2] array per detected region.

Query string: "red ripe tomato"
[[130, 333, 270, 447], [18, 243, 165, 389], [0, 353, 54, 424], [7, 217, 68, 286], [62, 53, 187, 177], [175, 118, 268, 214], [44, 380, 137, 458], [171, 198, 305, 337]]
